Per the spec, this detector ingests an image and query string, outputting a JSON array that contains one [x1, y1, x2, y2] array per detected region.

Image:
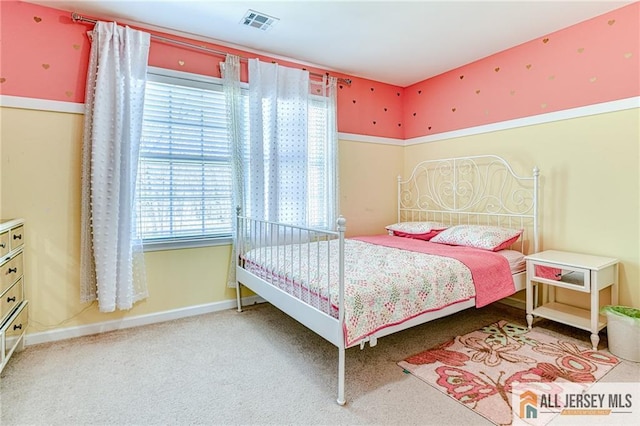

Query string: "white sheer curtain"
[[223, 58, 339, 287], [220, 54, 244, 287], [247, 59, 309, 225], [80, 21, 150, 312]]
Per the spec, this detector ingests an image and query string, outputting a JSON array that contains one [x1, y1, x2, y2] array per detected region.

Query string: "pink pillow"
[[430, 225, 523, 251], [385, 221, 448, 241]]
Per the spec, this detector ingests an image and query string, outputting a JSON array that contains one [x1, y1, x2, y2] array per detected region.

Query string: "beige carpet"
[[1, 302, 638, 425]]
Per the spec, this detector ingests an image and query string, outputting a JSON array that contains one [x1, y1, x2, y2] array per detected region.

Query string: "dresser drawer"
[[1, 277, 24, 325], [0, 230, 9, 258], [10, 225, 24, 251], [1, 301, 28, 362], [1, 252, 23, 295]]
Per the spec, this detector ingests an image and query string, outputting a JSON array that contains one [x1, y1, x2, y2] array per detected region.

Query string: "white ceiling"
[[27, 0, 632, 87]]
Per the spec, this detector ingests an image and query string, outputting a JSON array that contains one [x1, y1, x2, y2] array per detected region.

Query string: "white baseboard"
[[24, 295, 265, 346]]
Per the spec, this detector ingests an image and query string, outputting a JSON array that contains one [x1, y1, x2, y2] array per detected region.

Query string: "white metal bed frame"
[[235, 155, 539, 405]]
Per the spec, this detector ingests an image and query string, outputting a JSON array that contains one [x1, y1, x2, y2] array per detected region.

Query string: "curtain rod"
[[71, 12, 352, 86]]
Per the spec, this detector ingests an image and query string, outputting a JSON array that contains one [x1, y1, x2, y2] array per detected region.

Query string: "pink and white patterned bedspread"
[[242, 237, 507, 347]]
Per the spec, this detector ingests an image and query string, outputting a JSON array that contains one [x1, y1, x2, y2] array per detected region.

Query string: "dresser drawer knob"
[[8, 267, 17, 274], [13, 323, 22, 331], [7, 296, 16, 302], [0, 243, 5, 248], [13, 234, 22, 240]]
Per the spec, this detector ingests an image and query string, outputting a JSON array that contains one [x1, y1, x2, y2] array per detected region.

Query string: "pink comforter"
[[353, 235, 516, 307]]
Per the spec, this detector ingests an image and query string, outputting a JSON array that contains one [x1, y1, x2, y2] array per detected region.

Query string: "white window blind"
[[137, 71, 244, 243], [307, 97, 330, 229], [136, 67, 333, 247]]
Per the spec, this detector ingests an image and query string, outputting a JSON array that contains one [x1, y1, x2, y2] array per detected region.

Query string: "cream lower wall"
[[339, 139, 404, 237], [3, 104, 635, 337], [0, 106, 403, 334], [404, 108, 640, 308], [0, 107, 242, 331]]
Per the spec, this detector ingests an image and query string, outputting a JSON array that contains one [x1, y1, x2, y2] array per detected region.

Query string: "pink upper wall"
[[0, 0, 404, 139], [403, 2, 639, 139], [1, 1, 637, 141]]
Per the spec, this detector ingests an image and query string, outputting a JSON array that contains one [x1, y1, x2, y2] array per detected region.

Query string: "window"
[[136, 68, 247, 248], [137, 67, 334, 249]]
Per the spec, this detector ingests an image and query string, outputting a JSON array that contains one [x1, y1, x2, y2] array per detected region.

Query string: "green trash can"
[[601, 305, 640, 362]]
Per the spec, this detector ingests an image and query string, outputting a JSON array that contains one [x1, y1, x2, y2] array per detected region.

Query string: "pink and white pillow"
[[430, 225, 523, 251], [385, 221, 449, 241]]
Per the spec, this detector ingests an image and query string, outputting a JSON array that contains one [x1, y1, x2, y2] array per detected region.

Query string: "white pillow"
[[430, 225, 522, 251]]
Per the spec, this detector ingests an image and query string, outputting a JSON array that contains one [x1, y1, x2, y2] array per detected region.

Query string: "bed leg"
[[337, 345, 346, 406], [236, 282, 243, 313]]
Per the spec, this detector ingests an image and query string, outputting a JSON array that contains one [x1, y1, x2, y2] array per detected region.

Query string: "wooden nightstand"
[[525, 250, 619, 350]]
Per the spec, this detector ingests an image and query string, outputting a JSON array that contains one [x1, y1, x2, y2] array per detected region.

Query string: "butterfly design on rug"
[[435, 365, 562, 409], [404, 339, 470, 367], [532, 340, 619, 373], [458, 335, 536, 367], [481, 321, 537, 347]]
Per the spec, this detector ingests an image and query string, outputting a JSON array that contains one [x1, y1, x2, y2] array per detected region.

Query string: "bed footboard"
[[235, 212, 348, 405]]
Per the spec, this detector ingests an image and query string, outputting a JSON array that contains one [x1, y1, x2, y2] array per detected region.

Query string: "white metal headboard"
[[398, 155, 539, 254]]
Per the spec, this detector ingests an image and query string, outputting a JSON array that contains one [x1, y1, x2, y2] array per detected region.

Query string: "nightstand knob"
[[7, 296, 16, 302], [13, 323, 22, 331]]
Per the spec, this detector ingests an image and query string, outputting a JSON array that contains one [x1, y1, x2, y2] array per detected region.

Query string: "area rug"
[[398, 320, 620, 426]]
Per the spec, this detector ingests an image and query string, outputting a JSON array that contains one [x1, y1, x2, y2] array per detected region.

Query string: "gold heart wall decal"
[[33, 16, 42, 23], [548, 75, 555, 80], [510, 90, 516, 96], [65, 91, 73, 97], [73, 44, 80, 50], [459, 75, 464, 80], [526, 64, 532, 69], [451, 107, 456, 112], [494, 67, 500, 72], [577, 48, 584, 53], [624, 53, 632, 59], [541, 103, 547, 109], [0, 78, 6, 83], [542, 38, 549, 43], [178, 60, 185, 66], [589, 77, 597, 83], [608, 19, 615, 25], [475, 89, 480, 94], [42, 64, 50, 69]]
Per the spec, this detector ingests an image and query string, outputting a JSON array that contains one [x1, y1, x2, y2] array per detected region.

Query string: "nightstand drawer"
[[1, 252, 23, 295], [0, 277, 23, 324], [529, 260, 590, 292]]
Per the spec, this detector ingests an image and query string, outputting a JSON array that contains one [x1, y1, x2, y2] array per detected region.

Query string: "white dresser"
[[0, 218, 28, 374]]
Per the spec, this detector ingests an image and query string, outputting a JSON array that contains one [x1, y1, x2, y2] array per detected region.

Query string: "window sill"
[[142, 236, 233, 252]]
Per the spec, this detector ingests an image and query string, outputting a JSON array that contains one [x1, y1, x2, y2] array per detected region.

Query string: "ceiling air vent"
[[241, 9, 279, 31]]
